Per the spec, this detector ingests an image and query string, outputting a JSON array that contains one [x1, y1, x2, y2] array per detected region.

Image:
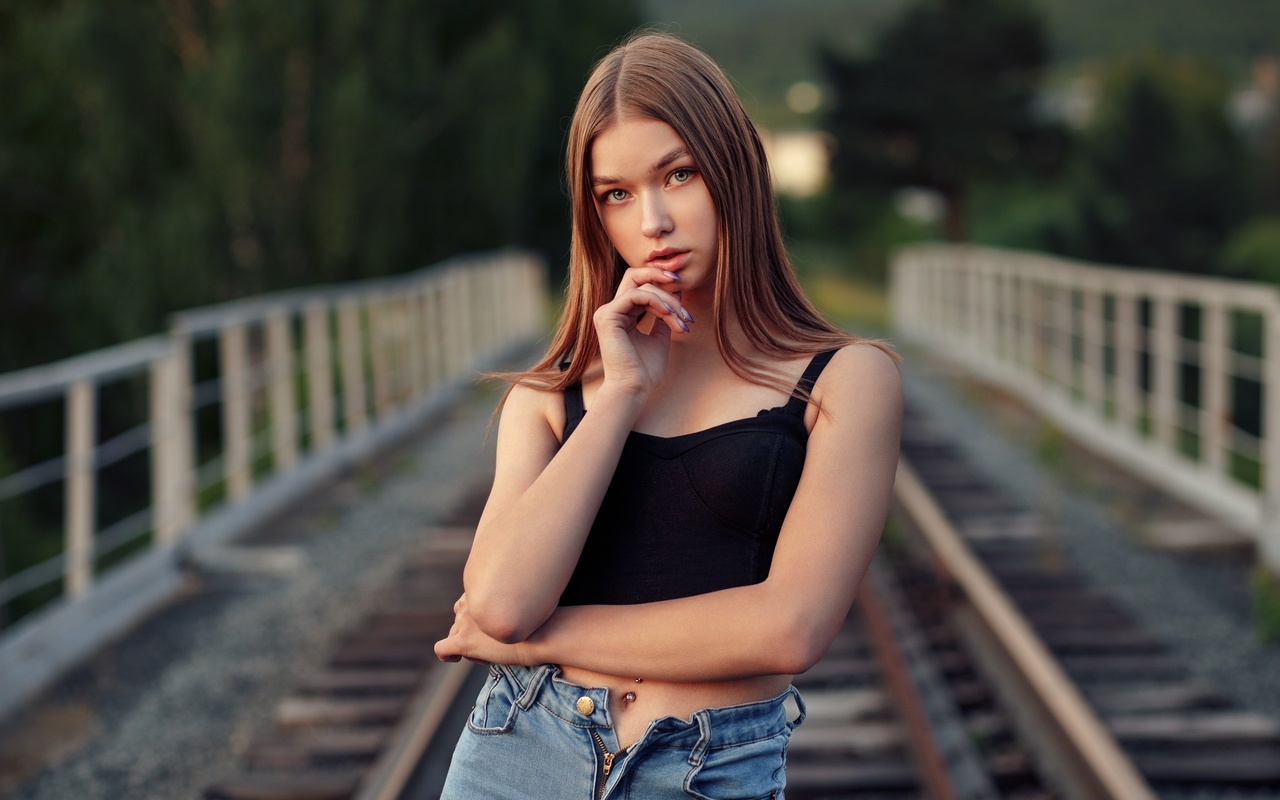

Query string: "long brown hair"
[[505, 31, 894, 398]]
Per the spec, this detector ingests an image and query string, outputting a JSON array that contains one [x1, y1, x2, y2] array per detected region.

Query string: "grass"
[[803, 273, 890, 333], [1249, 565, 1280, 643], [789, 240, 891, 334]]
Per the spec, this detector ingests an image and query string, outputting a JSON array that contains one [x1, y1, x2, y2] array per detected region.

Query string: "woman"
[[435, 31, 902, 799]]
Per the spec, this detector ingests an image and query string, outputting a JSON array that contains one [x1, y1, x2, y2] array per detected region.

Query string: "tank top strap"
[[562, 382, 586, 442], [782, 348, 840, 416]]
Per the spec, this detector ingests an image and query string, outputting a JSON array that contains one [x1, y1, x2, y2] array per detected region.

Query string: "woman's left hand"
[[435, 594, 529, 665]]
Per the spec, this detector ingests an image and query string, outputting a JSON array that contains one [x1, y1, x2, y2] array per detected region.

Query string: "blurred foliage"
[[0, 0, 640, 625], [641, 0, 1280, 128], [781, 192, 935, 284], [643, 0, 913, 129], [1033, 0, 1280, 70], [1222, 217, 1280, 283], [1039, 53, 1252, 273], [820, 0, 1066, 241], [0, 0, 640, 373]]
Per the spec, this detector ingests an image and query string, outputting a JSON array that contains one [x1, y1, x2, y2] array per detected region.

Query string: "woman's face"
[[590, 117, 718, 298]]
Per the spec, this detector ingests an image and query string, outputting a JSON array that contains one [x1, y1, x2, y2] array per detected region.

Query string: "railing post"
[[474, 264, 491, 357], [397, 296, 411, 404], [1023, 273, 1041, 382], [441, 270, 463, 378], [498, 259, 516, 347], [172, 334, 197, 533], [460, 267, 477, 370], [422, 281, 443, 392], [1202, 300, 1227, 478], [219, 321, 252, 503], [967, 253, 984, 363], [1263, 305, 1280, 569], [368, 292, 393, 420], [1114, 291, 1138, 435], [1053, 283, 1074, 397], [405, 290, 426, 402], [149, 351, 180, 545], [304, 300, 335, 452], [1152, 294, 1178, 451], [337, 298, 367, 436], [65, 379, 96, 597], [990, 265, 1007, 367], [1082, 284, 1104, 415], [266, 309, 298, 473], [992, 265, 1008, 367]]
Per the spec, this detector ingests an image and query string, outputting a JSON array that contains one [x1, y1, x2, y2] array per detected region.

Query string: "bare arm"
[[462, 266, 691, 642], [440, 344, 903, 678]]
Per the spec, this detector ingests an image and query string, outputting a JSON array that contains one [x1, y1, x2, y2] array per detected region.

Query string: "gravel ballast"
[[1, 385, 500, 800]]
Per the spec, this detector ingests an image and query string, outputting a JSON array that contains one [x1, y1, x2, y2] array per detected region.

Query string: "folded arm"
[[441, 344, 903, 679], [463, 266, 691, 642]]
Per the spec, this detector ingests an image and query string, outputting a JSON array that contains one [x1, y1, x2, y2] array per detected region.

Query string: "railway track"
[[202, 403, 1280, 800]]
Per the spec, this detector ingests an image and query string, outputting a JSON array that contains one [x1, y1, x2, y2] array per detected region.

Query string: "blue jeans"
[[440, 664, 806, 800]]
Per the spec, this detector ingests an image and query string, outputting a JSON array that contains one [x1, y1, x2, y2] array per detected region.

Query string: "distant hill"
[[643, 0, 1280, 127]]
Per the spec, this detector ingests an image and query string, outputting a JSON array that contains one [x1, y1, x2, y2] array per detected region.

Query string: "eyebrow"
[[591, 146, 692, 187]]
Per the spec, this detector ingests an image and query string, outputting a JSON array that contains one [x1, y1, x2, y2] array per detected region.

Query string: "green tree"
[[0, 0, 641, 624], [1046, 53, 1252, 273], [0, 0, 640, 374], [822, 0, 1063, 240]]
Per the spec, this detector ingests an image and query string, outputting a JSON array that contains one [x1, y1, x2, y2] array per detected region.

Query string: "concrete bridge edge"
[[0, 339, 535, 722]]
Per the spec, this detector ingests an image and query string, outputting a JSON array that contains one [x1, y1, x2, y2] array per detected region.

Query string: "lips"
[[647, 248, 689, 269]]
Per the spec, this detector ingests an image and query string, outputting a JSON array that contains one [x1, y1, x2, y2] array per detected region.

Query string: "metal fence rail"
[[891, 243, 1280, 570], [0, 249, 546, 716]]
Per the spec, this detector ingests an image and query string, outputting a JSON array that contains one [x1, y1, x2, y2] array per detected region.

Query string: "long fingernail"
[[680, 320, 690, 333], [680, 308, 694, 323], [663, 271, 680, 280], [662, 302, 675, 315]]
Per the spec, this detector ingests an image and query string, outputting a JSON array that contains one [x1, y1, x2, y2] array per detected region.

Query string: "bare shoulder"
[[500, 381, 565, 442], [811, 343, 903, 429]]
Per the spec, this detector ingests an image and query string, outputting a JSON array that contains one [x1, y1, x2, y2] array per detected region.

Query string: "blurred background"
[[3, 0, 1280, 631], [3, 1, 1280, 796], [4, 0, 1280, 371]]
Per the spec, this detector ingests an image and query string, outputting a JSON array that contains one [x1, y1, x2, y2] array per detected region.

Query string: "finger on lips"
[[622, 266, 681, 288], [631, 286, 691, 330]]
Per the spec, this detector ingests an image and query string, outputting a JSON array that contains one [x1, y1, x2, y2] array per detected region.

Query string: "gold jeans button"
[[575, 696, 595, 716]]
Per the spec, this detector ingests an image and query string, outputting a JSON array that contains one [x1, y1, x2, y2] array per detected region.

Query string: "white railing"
[[0, 249, 546, 715], [891, 243, 1280, 570]]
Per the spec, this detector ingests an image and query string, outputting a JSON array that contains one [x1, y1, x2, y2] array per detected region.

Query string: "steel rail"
[[893, 457, 1158, 800], [353, 661, 474, 800]]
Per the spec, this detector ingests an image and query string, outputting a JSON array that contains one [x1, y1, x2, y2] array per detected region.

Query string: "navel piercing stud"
[[622, 692, 637, 704]]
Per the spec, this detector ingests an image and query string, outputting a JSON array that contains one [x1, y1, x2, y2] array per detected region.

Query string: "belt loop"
[[515, 664, 550, 710], [688, 710, 712, 767], [786, 685, 807, 731]]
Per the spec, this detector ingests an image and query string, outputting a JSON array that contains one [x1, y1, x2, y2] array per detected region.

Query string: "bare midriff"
[[557, 665, 792, 750]]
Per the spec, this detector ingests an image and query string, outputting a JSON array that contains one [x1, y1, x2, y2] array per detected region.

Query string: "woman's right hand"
[[592, 266, 692, 398]]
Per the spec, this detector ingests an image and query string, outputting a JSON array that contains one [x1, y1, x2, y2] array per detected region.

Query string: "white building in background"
[[760, 129, 831, 198], [759, 79, 834, 198]]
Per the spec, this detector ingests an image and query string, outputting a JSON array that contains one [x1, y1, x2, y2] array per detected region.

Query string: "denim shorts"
[[440, 664, 806, 800]]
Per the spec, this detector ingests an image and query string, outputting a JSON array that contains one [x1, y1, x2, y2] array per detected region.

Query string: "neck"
[[666, 301, 754, 372]]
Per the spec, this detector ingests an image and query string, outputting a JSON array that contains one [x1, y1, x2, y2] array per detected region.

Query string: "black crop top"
[[557, 350, 837, 606]]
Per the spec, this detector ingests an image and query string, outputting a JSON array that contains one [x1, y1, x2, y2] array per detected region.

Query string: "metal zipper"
[[591, 730, 621, 800]]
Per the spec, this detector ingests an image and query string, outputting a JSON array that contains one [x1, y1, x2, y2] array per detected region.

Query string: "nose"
[[640, 191, 673, 239]]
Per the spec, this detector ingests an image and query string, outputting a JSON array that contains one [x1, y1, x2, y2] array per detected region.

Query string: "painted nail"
[[680, 320, 690, 333], [680, 308, 694, 323], [663, 270, 680, 280], [662, 302, 675, 315]]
